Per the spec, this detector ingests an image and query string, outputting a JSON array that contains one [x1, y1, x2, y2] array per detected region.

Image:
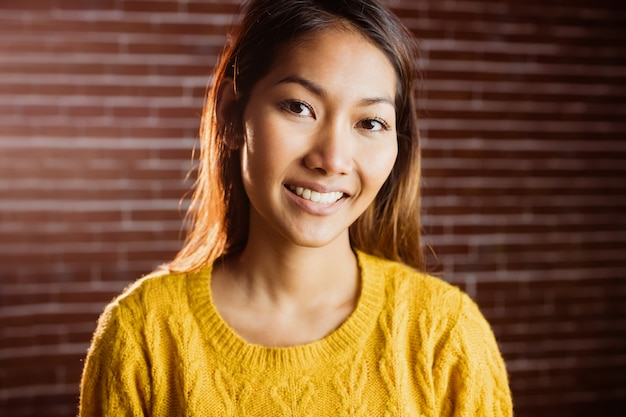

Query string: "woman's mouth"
[[286, 185, 344, 205]]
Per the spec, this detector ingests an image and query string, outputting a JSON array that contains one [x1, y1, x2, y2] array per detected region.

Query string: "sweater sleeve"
[[78, 301, 152, 417], [433, 292, 513, 417]]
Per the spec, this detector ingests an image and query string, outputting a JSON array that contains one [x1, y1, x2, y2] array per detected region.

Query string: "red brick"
[[2, 1, 626, 416]]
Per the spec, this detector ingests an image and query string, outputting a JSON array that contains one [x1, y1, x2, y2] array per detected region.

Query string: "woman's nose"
[[303, 123, 354, 176]]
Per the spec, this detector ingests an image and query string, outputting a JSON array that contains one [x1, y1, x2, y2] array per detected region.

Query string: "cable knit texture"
[[78, 251, 513, 416]]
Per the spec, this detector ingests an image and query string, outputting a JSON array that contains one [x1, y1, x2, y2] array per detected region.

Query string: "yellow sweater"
[[79, 251, 512, 416]]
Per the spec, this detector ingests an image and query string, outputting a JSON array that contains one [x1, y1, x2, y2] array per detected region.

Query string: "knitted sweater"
[[78, 251, 512, 416]]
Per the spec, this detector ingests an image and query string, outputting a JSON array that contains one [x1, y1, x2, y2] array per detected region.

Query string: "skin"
[[212, 25, 398, 347]]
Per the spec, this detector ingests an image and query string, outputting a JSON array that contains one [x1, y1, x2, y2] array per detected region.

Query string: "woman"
[[79, 0, 513, 415]]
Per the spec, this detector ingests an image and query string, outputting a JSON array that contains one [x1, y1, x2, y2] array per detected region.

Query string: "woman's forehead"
[[263, 27, 397, 100]]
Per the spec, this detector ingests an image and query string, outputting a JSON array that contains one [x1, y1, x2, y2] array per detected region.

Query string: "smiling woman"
[[78, 0, 513, 416], [233, 26, 398, 255]]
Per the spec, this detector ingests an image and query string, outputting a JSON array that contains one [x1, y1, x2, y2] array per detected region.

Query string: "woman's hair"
[[168, 0, 424, 272]]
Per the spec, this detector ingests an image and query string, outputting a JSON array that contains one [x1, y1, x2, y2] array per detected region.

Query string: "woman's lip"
[[283, 185, 346, 214], [283, 182, 350, 196], [286, 185, 344, 204]]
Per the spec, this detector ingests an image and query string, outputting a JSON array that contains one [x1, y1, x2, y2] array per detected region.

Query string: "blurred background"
[[1, 0, 625, 415]]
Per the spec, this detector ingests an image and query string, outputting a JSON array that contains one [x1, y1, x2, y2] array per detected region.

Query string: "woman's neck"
[[232, 233, 358, 306], [210, 233, 360, 346]]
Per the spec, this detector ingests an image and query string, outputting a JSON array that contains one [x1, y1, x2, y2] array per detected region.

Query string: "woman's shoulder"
[[358, 251, 499, 357], [103, 267, 199, 321], [122, 267, 188, 299], [358, 251, 463, 299], [357, 250, 482, 325]]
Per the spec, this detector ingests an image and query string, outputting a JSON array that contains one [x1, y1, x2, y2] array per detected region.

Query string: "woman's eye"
[[359, 118, 390, 132], [280, 100, 314, 118]]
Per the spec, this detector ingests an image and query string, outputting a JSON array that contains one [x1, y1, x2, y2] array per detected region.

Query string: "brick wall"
[[1, 1, 624, 416]]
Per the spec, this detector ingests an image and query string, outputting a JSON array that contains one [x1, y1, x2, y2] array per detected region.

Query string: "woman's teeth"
[[288, 185, 343, 204]]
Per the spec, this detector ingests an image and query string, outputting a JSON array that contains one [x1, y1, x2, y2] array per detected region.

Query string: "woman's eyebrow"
[[276, 75, 325, 97], [276, 75, 394, 108]]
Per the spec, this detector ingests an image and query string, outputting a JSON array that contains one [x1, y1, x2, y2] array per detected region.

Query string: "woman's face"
[[239, 26, 398, 250]]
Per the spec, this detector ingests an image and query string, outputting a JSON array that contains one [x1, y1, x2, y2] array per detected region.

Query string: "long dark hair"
[[168, 0, 424, 272]]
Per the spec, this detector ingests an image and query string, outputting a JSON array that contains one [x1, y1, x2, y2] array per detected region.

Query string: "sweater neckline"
[[187, 250, 385, 370]]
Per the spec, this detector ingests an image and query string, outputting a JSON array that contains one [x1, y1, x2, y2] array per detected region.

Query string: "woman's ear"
[[216, 78, 241, 150]]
